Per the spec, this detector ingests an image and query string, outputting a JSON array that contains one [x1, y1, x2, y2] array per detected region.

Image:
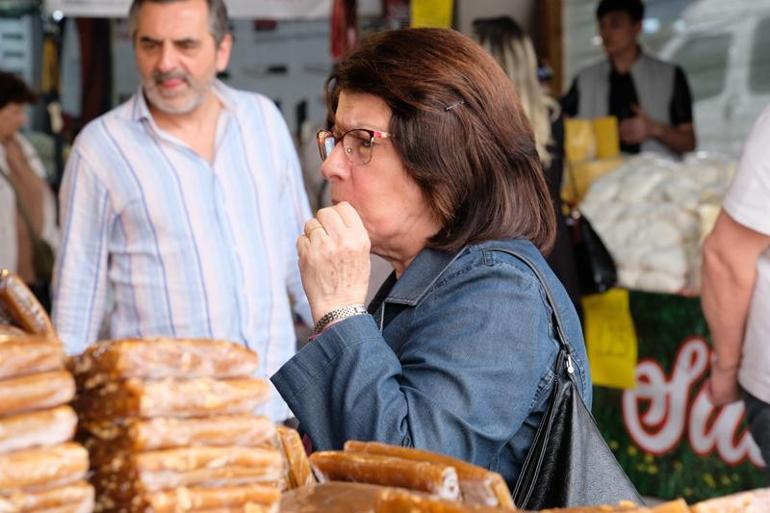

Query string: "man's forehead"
[[135, 0, 210, 33]]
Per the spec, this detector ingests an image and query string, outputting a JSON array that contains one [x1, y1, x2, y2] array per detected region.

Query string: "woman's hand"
[[297, 202, 371, 323]]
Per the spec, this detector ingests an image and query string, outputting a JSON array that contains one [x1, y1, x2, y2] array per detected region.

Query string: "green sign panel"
[[593, 291, 766, 502]]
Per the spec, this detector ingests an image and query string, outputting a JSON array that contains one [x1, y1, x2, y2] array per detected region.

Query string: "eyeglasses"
[[316, 128, 392, 166]]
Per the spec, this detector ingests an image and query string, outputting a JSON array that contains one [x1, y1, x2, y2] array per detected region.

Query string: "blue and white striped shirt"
[[53, 81, 313, 420]]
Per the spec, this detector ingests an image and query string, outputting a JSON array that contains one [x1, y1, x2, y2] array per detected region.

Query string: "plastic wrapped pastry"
[[146, 483, 281, 513], [375, 487, 516, 513], [73, 338, 260, 389], [343, 441, 513, 508], [2, 481, 94, 513], [0, 371, 76, 417], [0, 406, 78, 454], [691, 488, 770, 513], [0, 442, 89, 492], [0, 336, 64, 380], [80, 415, 276, 453], [0, 271, 54, 336], [0, 326, 25, 337], [94, 446, 284, 497], [275, 426, 314, 489], [309, 451, 460, 501], [76, 377, 270, 420], [278, 482, 390, 513]]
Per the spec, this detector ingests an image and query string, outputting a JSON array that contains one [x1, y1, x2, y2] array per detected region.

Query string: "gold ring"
[[304, 222, 325, 237]]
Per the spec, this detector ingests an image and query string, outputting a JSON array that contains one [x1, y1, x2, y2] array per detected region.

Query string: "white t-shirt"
[[722, 105, 770, 404], [0, 133, 58, 273]]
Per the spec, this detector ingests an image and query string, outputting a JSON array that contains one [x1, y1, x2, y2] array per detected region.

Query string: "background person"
[[53, 0, 312, 421], [474, 16, 581, 313], [702, 105, 770, 483], [272, 28, 591, 488], [561, 0, 696, 157], [0, 71, 58, 308]]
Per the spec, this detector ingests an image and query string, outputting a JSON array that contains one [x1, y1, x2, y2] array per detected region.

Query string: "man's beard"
[[143, 69, 214, 115]]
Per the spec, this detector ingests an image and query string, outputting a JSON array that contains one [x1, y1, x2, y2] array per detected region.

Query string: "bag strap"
[[488, 247, 579, 379]]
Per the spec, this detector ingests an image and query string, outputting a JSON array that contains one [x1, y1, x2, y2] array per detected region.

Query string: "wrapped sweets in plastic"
[[92, 446, 285, 509], [144, 483, 281, 513], [375, 487, 516, 513], [0, 481, 94, 513], [275, 426, 314, 489], [0, 371, 75, 417], [75, 377, 270, 420], [0, 406, 77, 454], [0, 325, 26, 336], [691, 488, 770, 513], [0, 443, 88, 492], [279, 482, 395, 513], [0, 270, 54, 336], [309, 451, 460, 501], [344, 441, 513, 509], [73, 339, 260, 389], [81, 415, 277, 458], [0, 335, 65, 380]]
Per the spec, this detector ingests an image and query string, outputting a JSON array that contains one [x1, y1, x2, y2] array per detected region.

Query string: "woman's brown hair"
[[326, 28, 555, 253]]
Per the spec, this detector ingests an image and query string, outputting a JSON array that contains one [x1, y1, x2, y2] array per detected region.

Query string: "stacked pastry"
[[72, 338, 287, 513], [308, 441, 515, 509], [0, 333, 93, 513]]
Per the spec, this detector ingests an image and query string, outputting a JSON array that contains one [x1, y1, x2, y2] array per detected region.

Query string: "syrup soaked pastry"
[[344, 441, 513, 509], [309, 451, 460, 501]]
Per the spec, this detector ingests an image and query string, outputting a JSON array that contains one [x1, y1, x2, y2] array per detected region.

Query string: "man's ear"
[[216, 33, 233, 72]]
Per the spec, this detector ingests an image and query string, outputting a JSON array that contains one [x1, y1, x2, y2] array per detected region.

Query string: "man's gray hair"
[[128, 0, 229, 46]]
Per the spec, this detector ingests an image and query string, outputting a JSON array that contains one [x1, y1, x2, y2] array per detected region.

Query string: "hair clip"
[[444, 100, 465, 111]]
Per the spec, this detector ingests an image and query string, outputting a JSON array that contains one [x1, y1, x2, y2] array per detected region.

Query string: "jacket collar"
[[381, 246, 464, 307], [381, 238, 541, 307]]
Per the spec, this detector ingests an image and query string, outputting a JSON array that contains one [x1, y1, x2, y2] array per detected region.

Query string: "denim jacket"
[[272, 238, 591, 488]]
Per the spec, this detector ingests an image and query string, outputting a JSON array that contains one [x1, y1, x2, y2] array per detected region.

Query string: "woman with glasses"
[[272, 28, 591, 489]]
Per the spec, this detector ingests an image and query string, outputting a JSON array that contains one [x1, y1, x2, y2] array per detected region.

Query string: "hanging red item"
[[330, 0, 357, 61]]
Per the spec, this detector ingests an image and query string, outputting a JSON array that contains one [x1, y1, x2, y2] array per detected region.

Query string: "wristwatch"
[[313, 304, 368, 335]]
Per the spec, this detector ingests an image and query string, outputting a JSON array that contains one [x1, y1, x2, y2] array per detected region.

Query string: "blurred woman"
[[474, 17, 582, 312], [272, 28, 591, 488], [0, 71, 57, 306]]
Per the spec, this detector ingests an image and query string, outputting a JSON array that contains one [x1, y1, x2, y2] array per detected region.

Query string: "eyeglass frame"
[[316, 127, 393, 166]]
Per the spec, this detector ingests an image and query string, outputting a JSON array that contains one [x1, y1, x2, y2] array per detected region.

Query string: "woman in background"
[[0, 71, 57, 309], [474, 17, 581, 313]]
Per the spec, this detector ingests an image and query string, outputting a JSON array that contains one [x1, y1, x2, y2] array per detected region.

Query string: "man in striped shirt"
[[52, 0, 313, 421]]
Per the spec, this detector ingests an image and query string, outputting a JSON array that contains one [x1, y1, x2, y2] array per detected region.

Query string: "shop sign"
[[593, 291, 766, 503]]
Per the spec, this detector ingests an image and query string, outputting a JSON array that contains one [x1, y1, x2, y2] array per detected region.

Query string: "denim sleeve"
[[271, 259, 558, 468]]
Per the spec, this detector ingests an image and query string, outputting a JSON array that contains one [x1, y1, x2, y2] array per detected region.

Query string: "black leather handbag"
[[494, 248, 641, 510]]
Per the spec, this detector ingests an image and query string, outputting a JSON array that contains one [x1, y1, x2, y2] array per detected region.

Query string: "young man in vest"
[[562, 0, 696, 157]]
